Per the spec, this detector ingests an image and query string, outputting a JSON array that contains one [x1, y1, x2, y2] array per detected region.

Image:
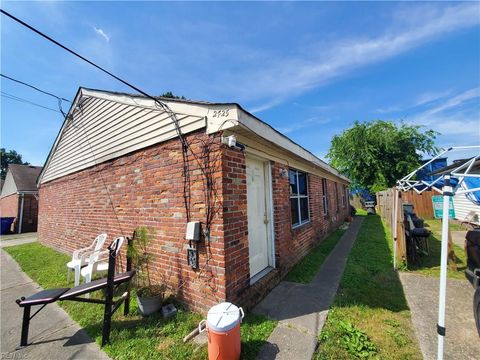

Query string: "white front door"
[[246, 156, 272, 278]]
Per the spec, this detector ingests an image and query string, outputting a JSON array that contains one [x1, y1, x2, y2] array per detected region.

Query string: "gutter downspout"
[[18, 193, 25, 234]]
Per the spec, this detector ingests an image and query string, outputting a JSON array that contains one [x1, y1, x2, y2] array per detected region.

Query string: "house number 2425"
[[212, 109, 229, 117]]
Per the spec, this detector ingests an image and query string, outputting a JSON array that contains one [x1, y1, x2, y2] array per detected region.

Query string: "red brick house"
[[1, 164, 43, 233], [38, 88, 350, 311]]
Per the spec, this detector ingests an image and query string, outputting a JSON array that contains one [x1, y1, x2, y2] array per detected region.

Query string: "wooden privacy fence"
[[377, 188, 437, 267], [401, 189, 436, 219], [376, 188, 406, 266]]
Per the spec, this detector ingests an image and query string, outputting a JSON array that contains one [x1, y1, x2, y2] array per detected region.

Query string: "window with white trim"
[[289, 169, 309, 227], [321, 178, 328, 216]]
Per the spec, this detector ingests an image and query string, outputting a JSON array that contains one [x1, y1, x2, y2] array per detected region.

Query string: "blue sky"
[[1, 1, 479, 167]]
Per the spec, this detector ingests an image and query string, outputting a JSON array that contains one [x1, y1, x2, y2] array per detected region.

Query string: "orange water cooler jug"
[[199, 302, 244, 360]]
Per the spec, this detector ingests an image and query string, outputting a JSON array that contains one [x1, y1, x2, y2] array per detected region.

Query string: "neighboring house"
[[0, 164, 43, 233], [429, 158, 480, 225], [37, 88, 350, 312]]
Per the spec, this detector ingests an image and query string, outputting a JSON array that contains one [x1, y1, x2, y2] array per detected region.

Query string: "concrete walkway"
[[400, 273, 480, 360], [450, 230, 467, 247], [1, 232, 38, 248], [253, 216, 364, 360], [0, 249, 110, 359]]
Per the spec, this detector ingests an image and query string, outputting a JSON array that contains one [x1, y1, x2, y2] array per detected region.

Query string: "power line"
[[0, 8, 215, 207], [0, 9, 188, 156], [0, 8, 193, 220], [1, 74, 71, 102], [1, 9, 165, 107], [1, 91, 62, 113]]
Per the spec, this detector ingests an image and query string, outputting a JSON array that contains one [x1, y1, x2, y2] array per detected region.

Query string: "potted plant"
[[128, 226, 166, 316]]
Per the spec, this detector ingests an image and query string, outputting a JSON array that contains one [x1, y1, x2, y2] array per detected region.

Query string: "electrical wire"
[[0, 9, 209, 191], [1, 74, 71, 103], [1, 91, 62, 113], [1, 73, 71, 116]]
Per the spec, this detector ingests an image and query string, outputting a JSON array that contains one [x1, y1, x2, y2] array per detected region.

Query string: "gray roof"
[[82, 87, 233, 106], [8, 164, 43, 191]]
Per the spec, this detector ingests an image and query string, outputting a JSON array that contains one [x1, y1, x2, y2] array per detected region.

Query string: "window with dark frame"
[[289, 169, 309, 227], [321, 178, 328, 216], [342, 185, 347, 208]]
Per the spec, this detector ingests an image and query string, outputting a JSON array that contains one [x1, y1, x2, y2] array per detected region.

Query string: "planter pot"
[[137, 294, 162, 316]]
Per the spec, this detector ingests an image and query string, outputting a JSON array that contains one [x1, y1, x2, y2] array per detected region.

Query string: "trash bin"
[[1, 217, 15, 235], [365, 201, 376, 215], [199, 302, 244, 360]]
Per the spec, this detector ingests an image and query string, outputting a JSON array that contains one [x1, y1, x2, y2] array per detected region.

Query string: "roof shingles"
[[9, 164, 43, 191]]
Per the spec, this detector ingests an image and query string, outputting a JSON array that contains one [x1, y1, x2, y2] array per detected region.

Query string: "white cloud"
[[241, 3, 480, 112], [415, 90, 452, 106], [420, 88, 480, 117], [92, 26, 110, 42], [408, 88, 480, 143], [433, 119, 479, 136], [277, 117, 331, 134]]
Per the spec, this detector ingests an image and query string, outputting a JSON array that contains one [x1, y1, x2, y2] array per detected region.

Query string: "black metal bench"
[[15, 240, 135, 349]]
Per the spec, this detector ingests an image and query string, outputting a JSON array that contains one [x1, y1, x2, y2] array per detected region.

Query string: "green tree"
[[1, 148, 30, 179], [160, 91, 186, 100], [327, 120, 438, 192]]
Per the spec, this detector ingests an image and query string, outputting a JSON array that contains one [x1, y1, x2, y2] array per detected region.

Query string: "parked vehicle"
[[465, 229, 480, 335]]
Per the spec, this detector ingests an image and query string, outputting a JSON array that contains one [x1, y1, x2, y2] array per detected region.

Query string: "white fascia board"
[[17, 190, 38, 195], [235, 108, 350, 183], [205, 106, 240, 133]]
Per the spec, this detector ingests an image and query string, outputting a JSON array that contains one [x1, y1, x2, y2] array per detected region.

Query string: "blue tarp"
[[417, 157, 448, 182], [350, 187, 375, 201], [412, 177, 459, 191], [414, 176, 480, 206], [463, 177, 480, 205]]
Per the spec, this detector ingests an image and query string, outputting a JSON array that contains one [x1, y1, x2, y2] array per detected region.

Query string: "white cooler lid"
[[207, 302, 241, 332]]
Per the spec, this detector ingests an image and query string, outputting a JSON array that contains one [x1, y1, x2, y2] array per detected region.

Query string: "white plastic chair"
[[67, 233, 107, 286], [80, 237, 125, 285]]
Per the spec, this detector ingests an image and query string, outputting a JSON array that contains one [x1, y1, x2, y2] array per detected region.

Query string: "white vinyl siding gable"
[[454, 192, 480, 225], [1, 171, 17, 197], [40, 93, 208, 183]]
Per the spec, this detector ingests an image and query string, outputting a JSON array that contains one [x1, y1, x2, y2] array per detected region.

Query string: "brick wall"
[[222, 148, 249, 303], [222, 159, 350, 309], [0, 193, 18, 218], [269, 162, 349, 270], [39, 129, 349, 312], [39, 131, 227, 312], [0, 193, 18, 232]]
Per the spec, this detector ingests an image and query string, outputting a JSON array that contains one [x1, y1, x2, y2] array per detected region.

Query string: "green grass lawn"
[[4, 242, 276, 360], [286, 228, 345, 283], [316, 214, 421, 359], [406, 219, 467, 280]]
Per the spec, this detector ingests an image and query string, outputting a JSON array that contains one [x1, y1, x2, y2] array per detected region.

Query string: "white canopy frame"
[[394, 145, 480, 360]]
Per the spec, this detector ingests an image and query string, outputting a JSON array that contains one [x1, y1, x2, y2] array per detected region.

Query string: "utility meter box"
[[186, 221, 200, 241]]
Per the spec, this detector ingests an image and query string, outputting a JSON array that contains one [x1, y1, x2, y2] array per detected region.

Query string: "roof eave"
[[234, 106, 350, 183]]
